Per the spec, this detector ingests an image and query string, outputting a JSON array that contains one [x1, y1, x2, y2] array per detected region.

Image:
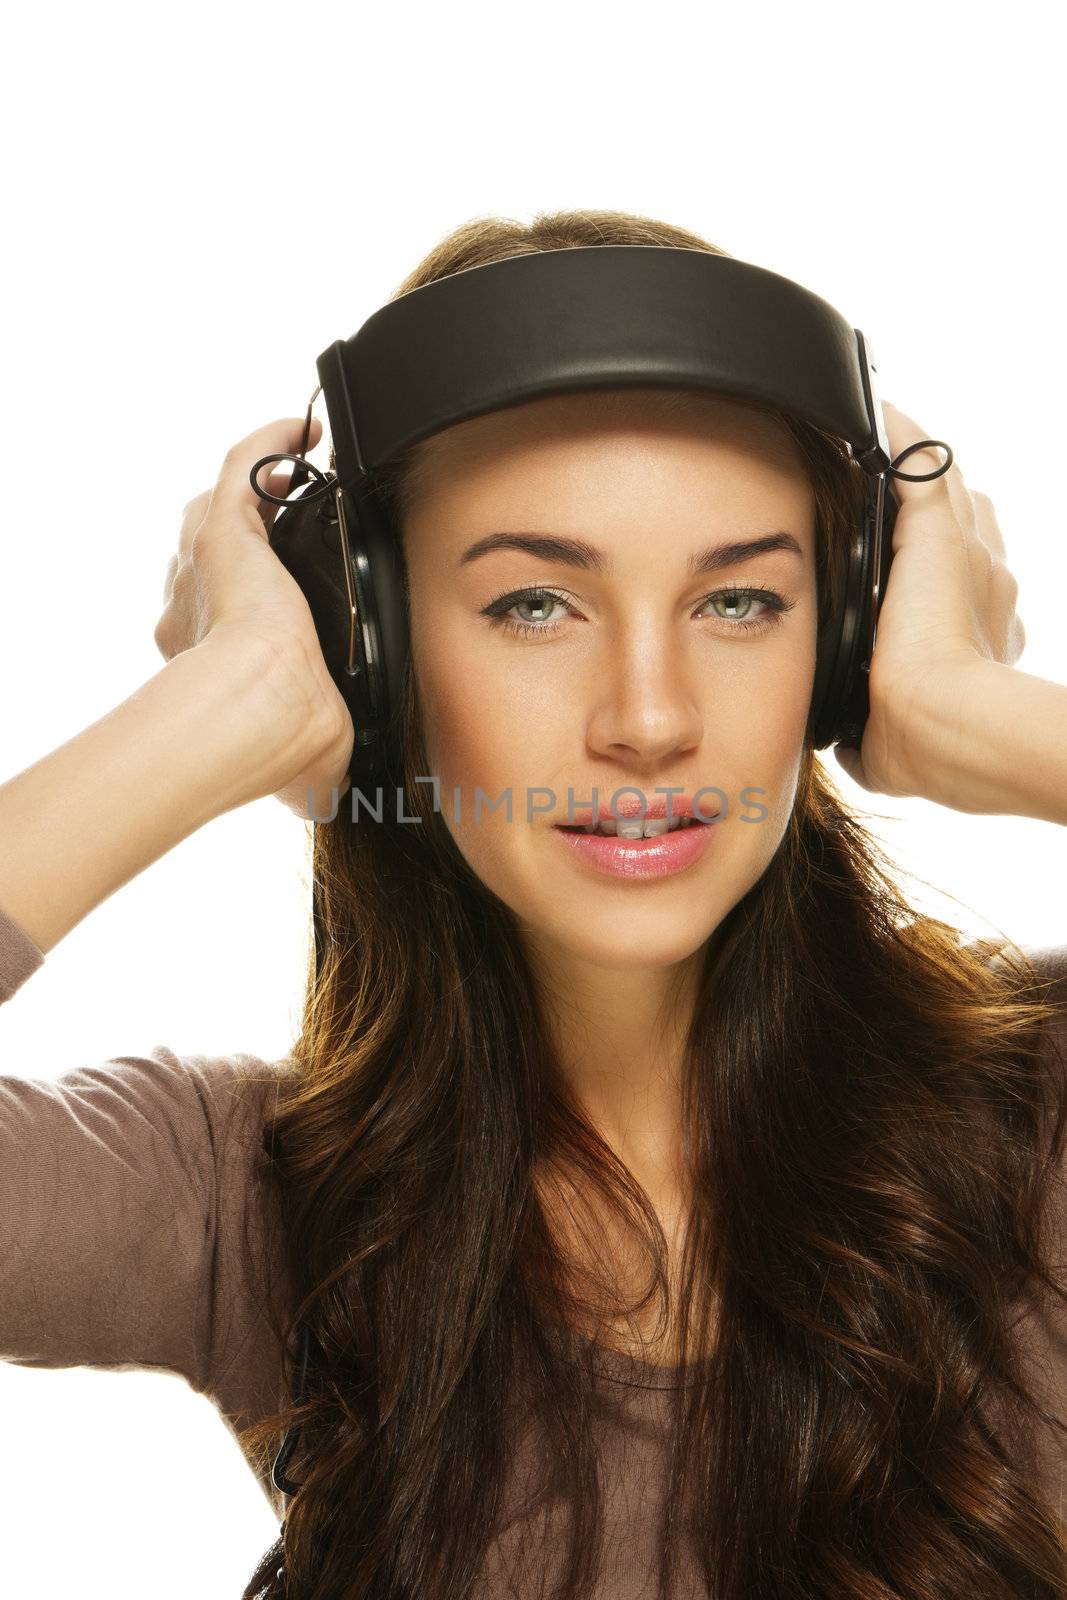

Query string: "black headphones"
[[250, 244, 953, 1511], [252, 245, 953, 792]]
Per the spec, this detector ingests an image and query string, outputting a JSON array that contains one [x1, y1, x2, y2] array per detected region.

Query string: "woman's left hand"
[[832, 400, 1030, 810]]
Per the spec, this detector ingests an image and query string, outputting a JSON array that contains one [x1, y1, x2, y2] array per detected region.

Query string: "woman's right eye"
[[479, 587, 576, 641]]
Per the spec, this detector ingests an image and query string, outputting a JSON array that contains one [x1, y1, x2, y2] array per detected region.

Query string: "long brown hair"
[[236, 209, 1067, 1599]]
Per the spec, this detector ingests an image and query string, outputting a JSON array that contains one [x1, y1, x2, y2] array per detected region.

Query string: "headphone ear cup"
[[351, 486, 410, 777], [807, 516, 861, 750], [268, 483, 410, 790], [808, 472, 894, 751], [268, 482, 354, 689]]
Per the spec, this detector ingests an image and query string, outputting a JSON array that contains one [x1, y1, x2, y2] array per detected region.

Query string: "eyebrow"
[[457, 529, 804, 576]]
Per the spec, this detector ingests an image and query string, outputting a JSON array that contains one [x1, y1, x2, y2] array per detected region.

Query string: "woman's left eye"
[[479, 585, 794, 640]]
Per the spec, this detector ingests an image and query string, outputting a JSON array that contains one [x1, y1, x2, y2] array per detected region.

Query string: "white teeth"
[[579, 815, 694, 837]]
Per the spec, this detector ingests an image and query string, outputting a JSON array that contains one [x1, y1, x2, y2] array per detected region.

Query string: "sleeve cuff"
[[0, 903, 45, 1002]]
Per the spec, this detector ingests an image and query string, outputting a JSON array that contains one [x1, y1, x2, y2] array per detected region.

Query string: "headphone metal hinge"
[[333, 482, 361, 678], [852, 329, 893, 478]]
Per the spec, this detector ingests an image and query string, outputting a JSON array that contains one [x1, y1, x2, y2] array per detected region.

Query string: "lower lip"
[[551, 820, 717, 880]]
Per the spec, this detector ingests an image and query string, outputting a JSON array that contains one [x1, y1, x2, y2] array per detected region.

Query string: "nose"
[[583, 620, 704, 767]]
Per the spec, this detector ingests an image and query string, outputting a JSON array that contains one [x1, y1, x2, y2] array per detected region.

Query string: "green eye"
[[479, 584, 794, 641]]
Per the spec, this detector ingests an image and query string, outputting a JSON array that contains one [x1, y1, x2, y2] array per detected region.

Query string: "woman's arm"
[[886, 658, 1067, 825], [831, 401, 1067, 824], [0, 633, 340, 957], [0, 413, 355, 958]]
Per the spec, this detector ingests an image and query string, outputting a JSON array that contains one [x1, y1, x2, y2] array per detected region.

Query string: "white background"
[[1, 2, 1065, 1594]]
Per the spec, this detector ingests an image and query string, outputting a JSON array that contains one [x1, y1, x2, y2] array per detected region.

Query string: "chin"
[[518, 893, 726, 969]]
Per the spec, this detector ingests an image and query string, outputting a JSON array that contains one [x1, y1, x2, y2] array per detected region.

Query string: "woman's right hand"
[[155, 416, 354, 817]]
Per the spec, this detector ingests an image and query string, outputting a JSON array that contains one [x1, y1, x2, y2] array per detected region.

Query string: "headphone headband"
[[316, 246, 893, 488]]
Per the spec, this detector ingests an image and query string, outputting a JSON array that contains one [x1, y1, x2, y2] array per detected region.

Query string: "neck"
[[525, 935, 706, 1187]]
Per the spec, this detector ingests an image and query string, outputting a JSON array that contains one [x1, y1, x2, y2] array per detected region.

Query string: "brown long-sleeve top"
[[4, 901, 1067, 1596]]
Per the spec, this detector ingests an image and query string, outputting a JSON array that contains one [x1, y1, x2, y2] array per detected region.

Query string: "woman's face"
[[400, 390, 817, 972]]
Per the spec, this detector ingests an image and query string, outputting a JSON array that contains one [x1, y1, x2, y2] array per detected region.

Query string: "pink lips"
[[552, 817, 716, 880]]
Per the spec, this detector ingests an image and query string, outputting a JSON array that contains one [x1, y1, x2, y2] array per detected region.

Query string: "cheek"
[[411, 628, 537, 874], [415, 652, 512, 787], [412, 635, 567, 896], [411, 599, 540, 784], [702, 627, 815, 804]]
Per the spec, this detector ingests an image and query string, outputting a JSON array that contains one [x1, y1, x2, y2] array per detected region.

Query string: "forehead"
[[400, 388, 810, 518]]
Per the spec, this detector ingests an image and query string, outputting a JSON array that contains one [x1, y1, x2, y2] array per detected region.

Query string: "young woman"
[[3, 209, 1067, 1600]]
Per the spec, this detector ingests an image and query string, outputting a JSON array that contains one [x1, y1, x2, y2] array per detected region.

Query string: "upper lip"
[[554, 793, 712, 826]]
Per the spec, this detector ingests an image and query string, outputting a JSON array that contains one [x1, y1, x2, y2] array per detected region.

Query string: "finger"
[[988, 561, 1022, 662], [880, 402, 983, 608], [881, 399, 972, 531], [255, 466, 306, 534], [208, 415, 324, 532], [882, 409, 1013, 647], [163, 551, 179, 601], [179, 464, 295, 558], [179, 489, 212, 560], [972, 489, 1007, 561]]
